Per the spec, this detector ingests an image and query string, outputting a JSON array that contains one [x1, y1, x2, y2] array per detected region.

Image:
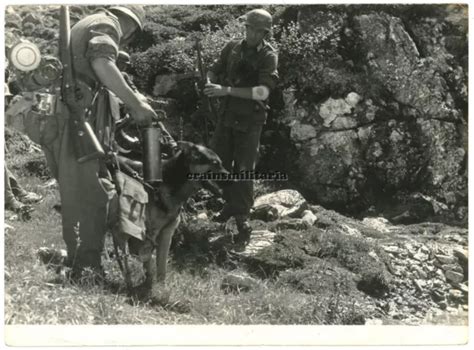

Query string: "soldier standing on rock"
[[40, 5, 157, 279], [204, 9, 279, 245]]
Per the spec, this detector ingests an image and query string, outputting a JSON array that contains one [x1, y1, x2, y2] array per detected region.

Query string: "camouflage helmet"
[[243, 9, 272, 32], [109, 5, 145, 31]]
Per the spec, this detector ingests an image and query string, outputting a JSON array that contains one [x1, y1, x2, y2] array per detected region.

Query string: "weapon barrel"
[[59, 6, 74, 98], [59, 5, 105, 163]]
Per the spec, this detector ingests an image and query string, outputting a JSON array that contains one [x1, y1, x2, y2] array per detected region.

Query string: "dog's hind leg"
[[155, 217, 180, 283]]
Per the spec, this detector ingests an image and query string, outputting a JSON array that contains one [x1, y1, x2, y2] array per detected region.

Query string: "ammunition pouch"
[[111, 171, 149, 241]]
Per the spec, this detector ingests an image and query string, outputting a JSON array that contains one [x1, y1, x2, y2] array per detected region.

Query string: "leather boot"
[[234, 215, 252, 245]]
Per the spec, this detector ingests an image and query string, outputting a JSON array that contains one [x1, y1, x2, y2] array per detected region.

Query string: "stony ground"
[[3, 128, 468, 326], [177, 199, 468, 325]]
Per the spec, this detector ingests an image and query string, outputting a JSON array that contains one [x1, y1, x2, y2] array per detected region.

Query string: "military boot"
[[68, 250, 105, 285], [213, 205, 234, 223], [234, 215, 252, 245]]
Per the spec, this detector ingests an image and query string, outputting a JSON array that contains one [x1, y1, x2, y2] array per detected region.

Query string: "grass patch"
[[4, 148, 390, 325], [4, 173, 369, 325]]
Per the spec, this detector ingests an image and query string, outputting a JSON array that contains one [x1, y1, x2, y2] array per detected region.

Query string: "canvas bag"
[[112, 171, 149, 241]]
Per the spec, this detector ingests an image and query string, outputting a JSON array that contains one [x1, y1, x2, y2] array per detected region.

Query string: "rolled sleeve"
[[258, 51, 279, 90], [85, 23, 120, 62]]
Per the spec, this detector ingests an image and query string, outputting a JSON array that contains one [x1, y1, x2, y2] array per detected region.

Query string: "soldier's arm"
[[91, 58, 142, 109], [207, 85, 269, 101], [204, 49, 277, 101], [91, 58, 156, 126]]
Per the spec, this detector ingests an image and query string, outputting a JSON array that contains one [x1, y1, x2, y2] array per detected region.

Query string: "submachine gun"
[[59, 5, 105, 163]]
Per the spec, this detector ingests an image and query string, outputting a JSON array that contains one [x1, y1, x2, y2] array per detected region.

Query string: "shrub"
[[132, 39, 195, 91], [276, 20, 359, 99], [131, 18, 245, 94]]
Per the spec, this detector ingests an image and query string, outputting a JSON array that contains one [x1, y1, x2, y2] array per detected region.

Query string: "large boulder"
[[353, 13, 460, 122], [266, 6, 467, 221]]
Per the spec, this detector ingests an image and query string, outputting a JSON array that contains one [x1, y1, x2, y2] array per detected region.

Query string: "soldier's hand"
[[203, 83, 229, 97], [136, 92, 149, 103], [130, 101, 157, 127]]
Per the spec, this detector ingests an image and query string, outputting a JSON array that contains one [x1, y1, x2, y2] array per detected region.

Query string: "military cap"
[[243, 9, 272, 32]]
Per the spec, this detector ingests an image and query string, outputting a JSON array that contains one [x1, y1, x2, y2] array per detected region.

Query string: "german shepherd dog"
[[114, 141, 228, 295]]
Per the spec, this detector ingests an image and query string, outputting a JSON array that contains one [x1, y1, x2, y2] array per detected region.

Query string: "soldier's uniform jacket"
[[31, 10, 131, 269], [210, 39, 278, 131], [71, 11, 121, 86], [69, 10, 123, 148]]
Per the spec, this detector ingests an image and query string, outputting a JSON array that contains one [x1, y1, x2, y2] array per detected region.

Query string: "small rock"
[[445, 270, 464, 284], [368, 250, 380, 261], [438, 301, 448, 310], [412, 252, 428, 262], [394, 259, 407, 266], [448, 289, 464, 302], [431, 289, 445, 302], [436, 269, 447, 282], [453, 283, 468, 294], [435, 254, 456, 265], [424, 265, 435, 273], [432, 279, 445, 288], [384, 245, 400, 254], [301, 210, 317, 226], [253, 190, 307, 218], [362, 217, 393, 233], [319, 97, 352, 127], [453, 248, 468, 268], [22, 13, 41, 25], [412, 266, 428, 279], [365, 318, 383, 325], [196, 212, 208, 220], [221, 273, 257, 294], [386, 300, 398, 314], [290, 122, 317, 141], [420, 246, 430, 254], [447, 306, 458, 314], [275, 219, 308, 231], [233, 230, 276, 258], [414, 279, 425, 293], [441, 263, 463, 273], [345, 92, 362, 107]]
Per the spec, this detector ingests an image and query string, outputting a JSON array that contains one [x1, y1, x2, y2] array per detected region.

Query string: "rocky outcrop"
[[265, 6, 467, 223]]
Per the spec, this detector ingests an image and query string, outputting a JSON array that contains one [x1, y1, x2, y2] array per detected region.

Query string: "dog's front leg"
[[136, 236, 156, 288], [155, 217, 180, 283]]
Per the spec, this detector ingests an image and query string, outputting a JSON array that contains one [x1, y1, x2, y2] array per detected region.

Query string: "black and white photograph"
[[2, 1, 469, 346]]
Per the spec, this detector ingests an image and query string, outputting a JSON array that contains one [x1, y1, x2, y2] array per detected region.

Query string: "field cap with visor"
[[109, 5, 146, 31]]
